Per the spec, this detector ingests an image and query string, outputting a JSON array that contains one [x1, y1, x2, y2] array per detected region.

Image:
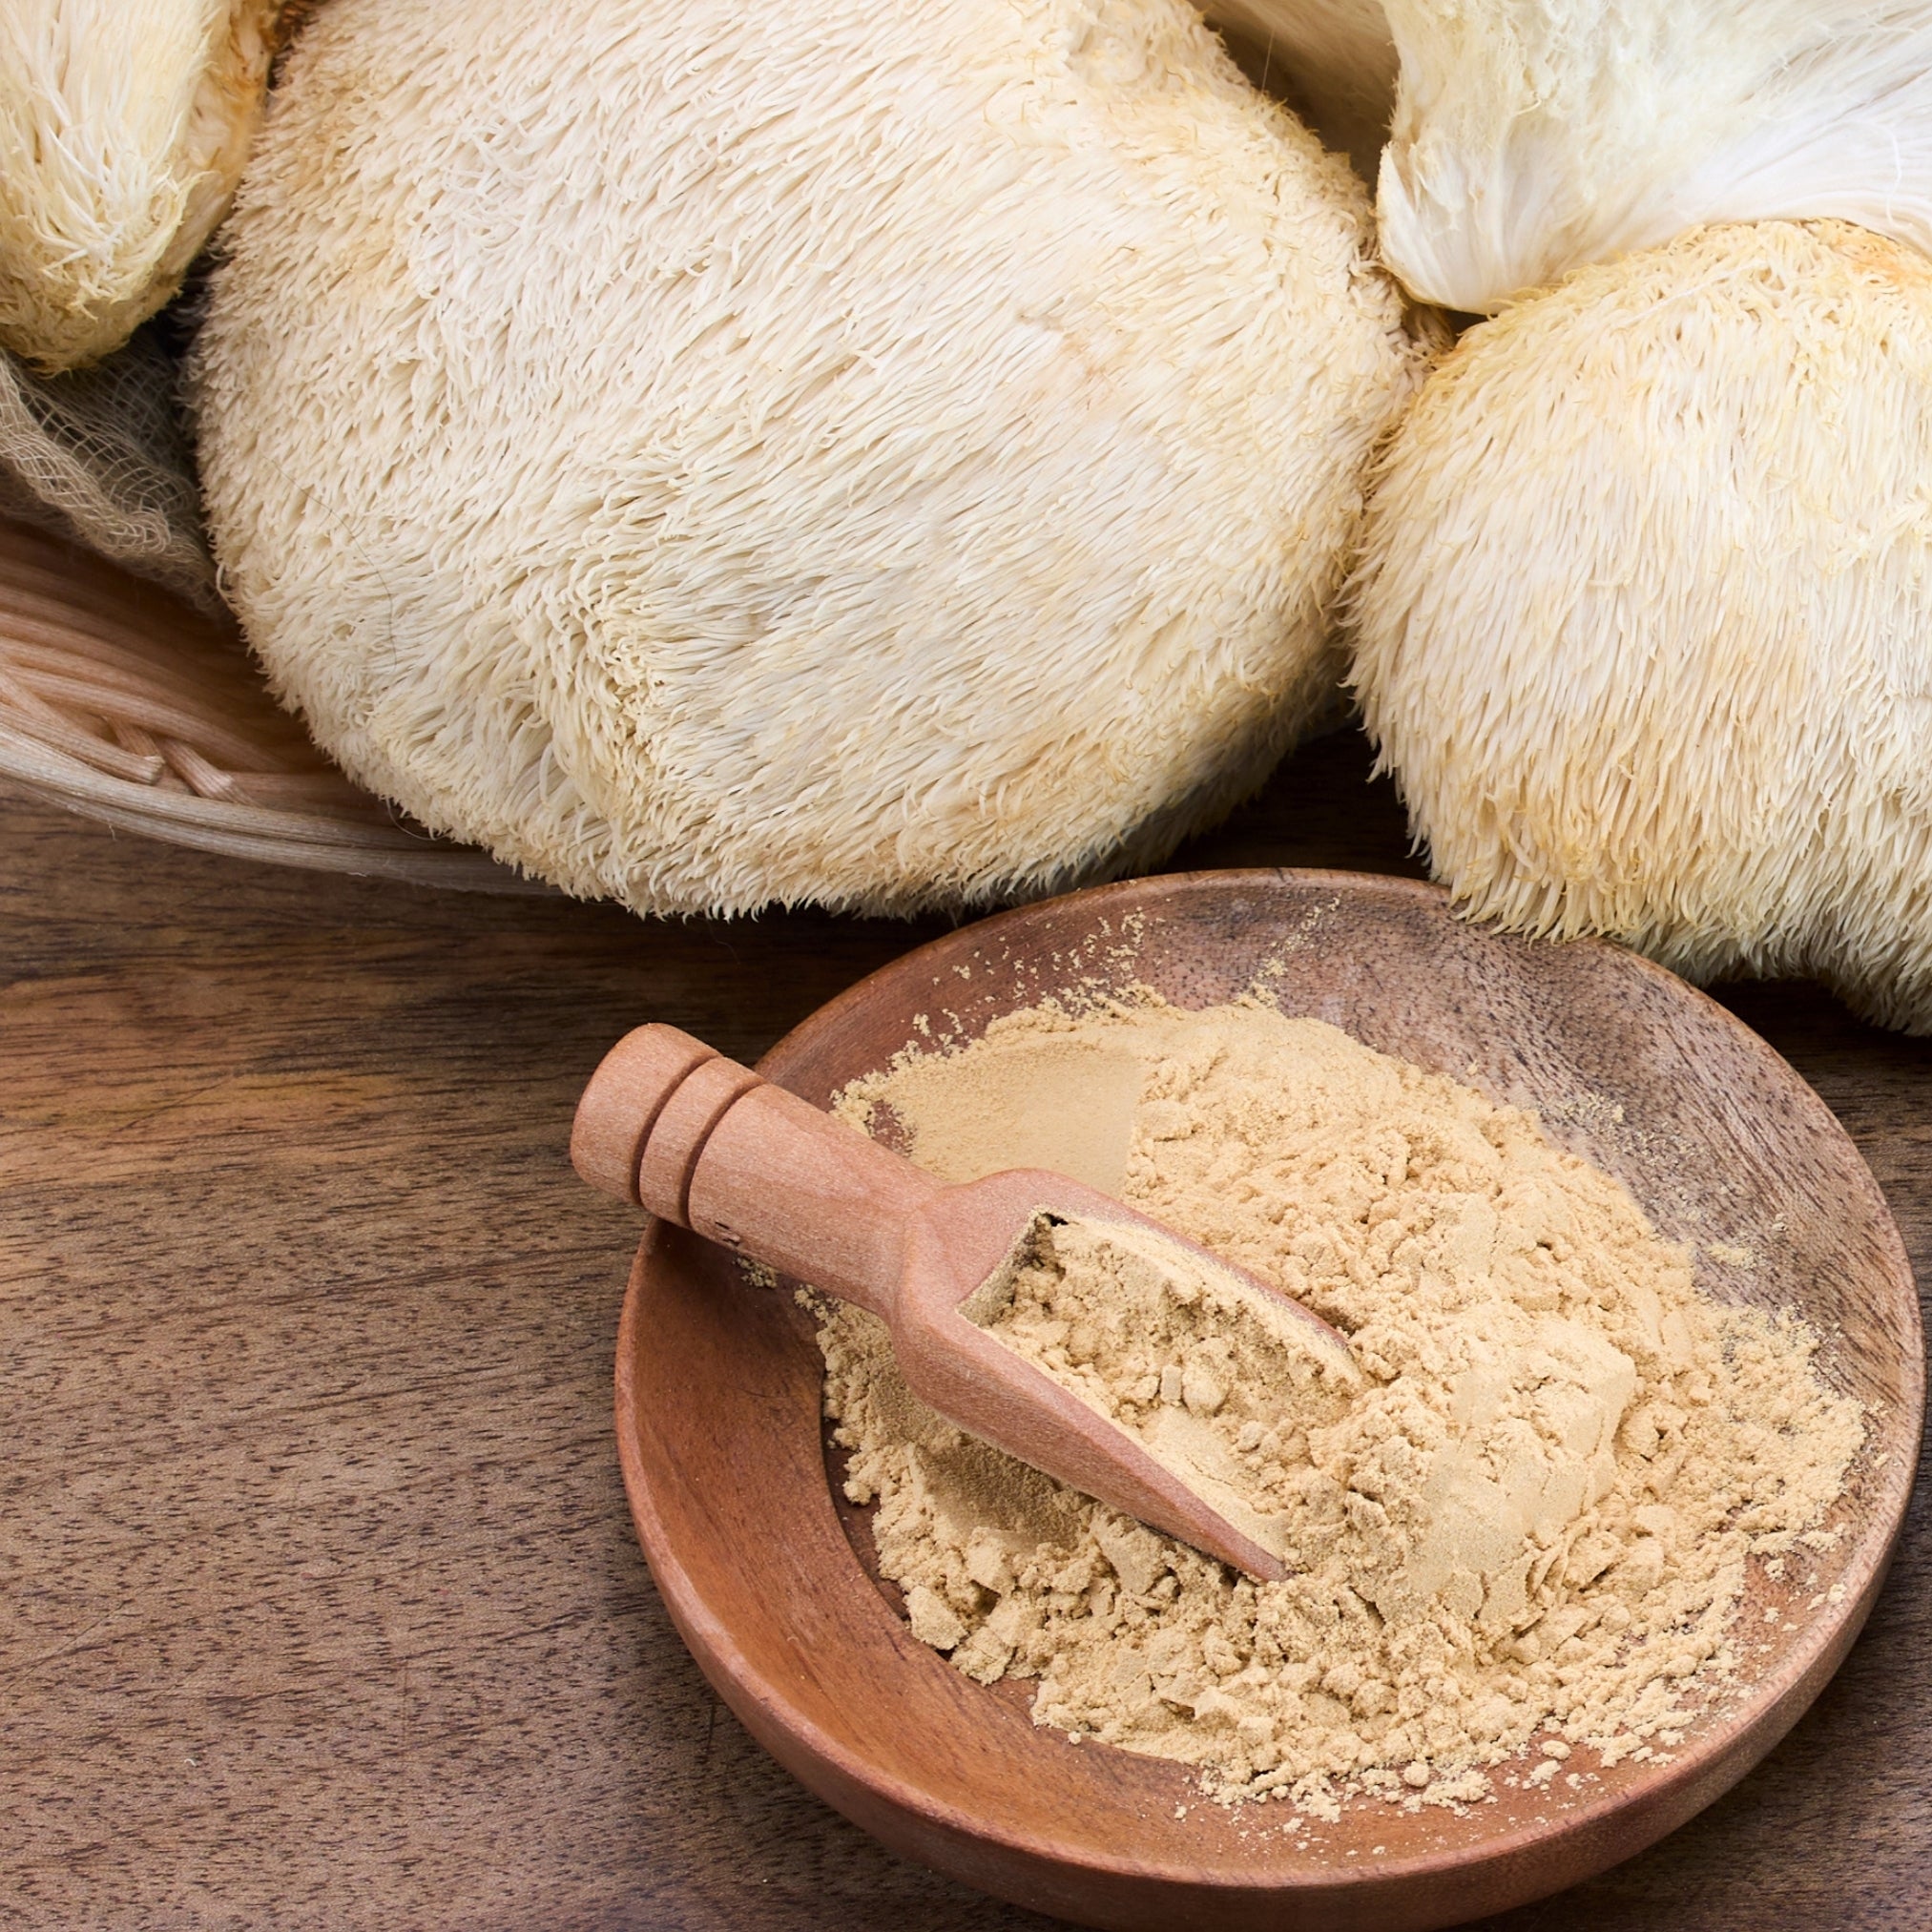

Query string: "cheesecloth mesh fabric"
[[0, 323, 216, 610]]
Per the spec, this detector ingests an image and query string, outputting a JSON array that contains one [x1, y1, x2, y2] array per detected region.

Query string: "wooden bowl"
[[613, 870, 1921, 1931]]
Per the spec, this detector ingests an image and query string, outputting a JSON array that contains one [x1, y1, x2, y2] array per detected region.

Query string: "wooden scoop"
[[571, 1024, 1359, 1581]]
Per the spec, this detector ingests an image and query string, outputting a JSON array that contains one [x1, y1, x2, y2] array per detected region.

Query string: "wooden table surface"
[[6, 728, 1929, 1931]]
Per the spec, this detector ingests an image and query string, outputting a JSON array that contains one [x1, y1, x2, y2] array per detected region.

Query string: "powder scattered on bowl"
[[813, 994, 1864, 1816]]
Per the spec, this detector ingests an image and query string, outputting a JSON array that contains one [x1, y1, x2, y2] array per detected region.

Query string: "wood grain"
[[4, 723, 1928, 1931]]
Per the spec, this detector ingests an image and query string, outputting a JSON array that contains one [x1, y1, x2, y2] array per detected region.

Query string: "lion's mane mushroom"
[[1374, 0, 1932, 313], [1352, 219, 1932, 1031], [0, 0, 282, 370], [191, 0, 1423, 918]]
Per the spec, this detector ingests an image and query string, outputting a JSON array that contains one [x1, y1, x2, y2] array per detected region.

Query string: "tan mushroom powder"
[[813, 995, 1863, 1817]]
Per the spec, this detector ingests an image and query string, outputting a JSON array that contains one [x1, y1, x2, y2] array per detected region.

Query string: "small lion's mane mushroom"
[[0, 0, 282, 370], [1377, 0, 1932, 313], [1352, 220, 1932, 1032], [191, 0, 1424, 919]]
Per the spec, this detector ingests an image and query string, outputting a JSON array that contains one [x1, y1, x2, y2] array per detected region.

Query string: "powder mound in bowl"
[[813, 996, 1865, 1816], [965, 1210, 1363, 1562]]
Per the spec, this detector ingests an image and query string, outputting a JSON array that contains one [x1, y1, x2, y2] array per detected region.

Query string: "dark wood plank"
[[2, 725, 1924, 1930]]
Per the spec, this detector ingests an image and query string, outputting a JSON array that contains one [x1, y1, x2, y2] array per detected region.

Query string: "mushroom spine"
[[1376, 0, 1932, 313]]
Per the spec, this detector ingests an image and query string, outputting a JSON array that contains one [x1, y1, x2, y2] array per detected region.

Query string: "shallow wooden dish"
[[613, 870, 1922, 1931]]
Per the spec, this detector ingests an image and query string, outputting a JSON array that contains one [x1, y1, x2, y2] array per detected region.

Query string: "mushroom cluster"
[[10, 0, 1932, 1030]]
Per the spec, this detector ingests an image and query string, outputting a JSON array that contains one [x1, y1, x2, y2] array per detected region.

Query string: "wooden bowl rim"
[[613, 867, 1923, 1909]]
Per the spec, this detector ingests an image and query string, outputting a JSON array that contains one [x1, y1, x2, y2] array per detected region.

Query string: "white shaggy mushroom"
[[0, 0, 282, 370], [1375, 0, 1932, 312], [1352, 219, 1932, 1031], [191, 0, 1423, 918]]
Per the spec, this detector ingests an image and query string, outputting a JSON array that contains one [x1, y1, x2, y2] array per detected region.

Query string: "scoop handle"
[[571, 1024, 941, 1319]]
